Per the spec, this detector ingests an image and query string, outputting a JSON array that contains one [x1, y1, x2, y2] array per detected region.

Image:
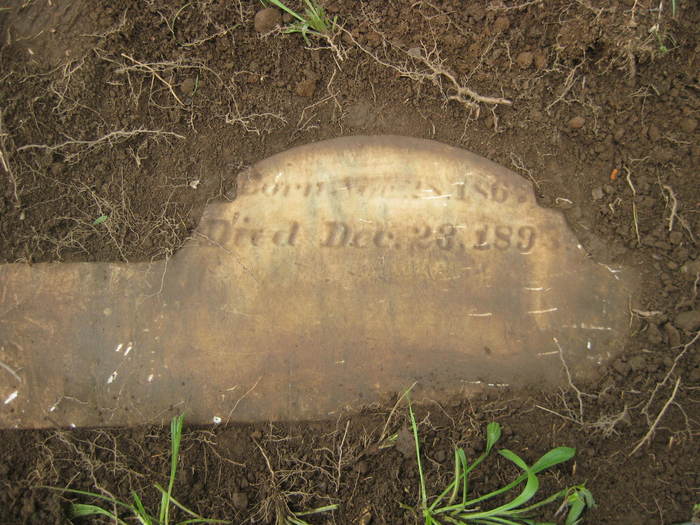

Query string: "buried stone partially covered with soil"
[[0, 1, 699, 524]]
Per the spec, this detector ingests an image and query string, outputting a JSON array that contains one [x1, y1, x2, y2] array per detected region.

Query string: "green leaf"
[[430, 423, 503, 512], [295, 504, 339, 516], [70, 503, 129, 525], [407, 397, 428, 511], [43, 486, 134, 512], [132, 491, 154, 524], [92, 214, 109, 225], [161, 414, 185, 524], [485, 422, 502, 449], [529, 447, 576, 472], [154, 484, 230, 523], [562, 486, 595, 525], [564, 498, 585, 525]]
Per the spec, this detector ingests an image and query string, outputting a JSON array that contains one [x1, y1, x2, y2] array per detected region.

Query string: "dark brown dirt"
[[1, 0, 699, 523]]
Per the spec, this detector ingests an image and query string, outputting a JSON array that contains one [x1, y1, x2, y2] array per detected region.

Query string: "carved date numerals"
[[411, 224, 536, 253]]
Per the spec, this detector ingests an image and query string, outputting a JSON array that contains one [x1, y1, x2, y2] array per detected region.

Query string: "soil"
[[1, 0, 699, 524]]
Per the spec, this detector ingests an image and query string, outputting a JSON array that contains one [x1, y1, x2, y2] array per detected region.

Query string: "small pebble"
[[680, 260, 700, 279], [663, 323, 681, 348], [568, 116, 585, 129], [353, 460, 370, 475], [232, 492, 248, 511], [647, 124, 661, 142], [180, 78, 196, 96], [533, 51, 547, 69], [679, 117, 697, 134], [516, 51, 533, 68], [669, 231, 683, 245], [493, 16, 510, 32], [675, 310, 700, 332], [591, 187, 604, 200]]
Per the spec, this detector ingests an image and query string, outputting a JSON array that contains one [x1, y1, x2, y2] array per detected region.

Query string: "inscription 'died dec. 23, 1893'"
[[0, 136, 636, 428]]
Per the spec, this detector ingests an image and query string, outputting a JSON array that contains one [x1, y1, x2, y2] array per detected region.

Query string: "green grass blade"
[[453, 447, 575, 511], [459, 423, 501, 503], [161, 414, 185, 524], [458, 449, 540, 519], [302, 0, 329, 33], [431, 424, 502, 512], [506, 488, 567, 516], [459, 448, 469, 505], [528, 447, 575, 472], [70, 503, 131, 524], [562, 486, 595, 525], [265, 0, 305, 23], [564, 498, 585, 525], [431, 447, 465, 511], [177, 518, 231, 525], [469, 517, 523, 524], [295, 504, 339, 516], [407, 397, 428, 512], [42, 486, 135, 512], [449, 449, 464, 506], [153, 484, 230, 523], [132, 491, 154, 524], [178, 518, 231, 525]]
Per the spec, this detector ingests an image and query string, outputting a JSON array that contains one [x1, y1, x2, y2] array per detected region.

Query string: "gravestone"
[[0, 136, 636, 428]]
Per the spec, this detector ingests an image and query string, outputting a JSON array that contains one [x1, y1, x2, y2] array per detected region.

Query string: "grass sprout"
[[407, 398, 595, 524], [44, 414, 229, 525], [263, 0, 336, 43], [673, 502, 700, 525], [282, 503, 340, 525]]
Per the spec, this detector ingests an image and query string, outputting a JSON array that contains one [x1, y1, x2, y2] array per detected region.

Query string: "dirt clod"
[[679, 117, 697, 133], [664, 323, 682, 348], [681, 260, 700, 279], [674, 310, 700, 332], [354, 460, 370, 475], [648, 124, 661, 141], [533, 51, 547, 69], [181, 78, 196, 96], [232, 491, 248, 511], [254, 8, 281, 33], [493, 16, 510, 33], [394, 427, 415, 458], [568, 116, 586, 129], [647, 322, 663, 344], [516, 51, 534, 68], [295, 77, 317, 98]]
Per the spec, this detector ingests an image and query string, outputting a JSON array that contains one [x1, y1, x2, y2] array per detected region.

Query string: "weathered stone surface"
[[0, 136, 636, 428]]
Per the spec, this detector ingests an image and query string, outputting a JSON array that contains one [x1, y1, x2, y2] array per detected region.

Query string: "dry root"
[[0, 110, 20, 207], [339, 26, 511, 117], [17, 129, 184, 164]]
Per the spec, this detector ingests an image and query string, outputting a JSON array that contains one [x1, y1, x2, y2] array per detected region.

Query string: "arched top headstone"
[[0, 136, 636, 428]]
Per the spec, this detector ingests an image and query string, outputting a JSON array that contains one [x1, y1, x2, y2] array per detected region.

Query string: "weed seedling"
[[44, 414, 228, 524], [673, 503, 700, 525], [407, 398, 595, 524], [281, 503, 340, 525], [263, 0, 336, 43]]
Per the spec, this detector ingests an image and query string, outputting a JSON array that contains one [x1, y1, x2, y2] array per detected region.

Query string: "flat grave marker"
[[0, 136, 636, 428]]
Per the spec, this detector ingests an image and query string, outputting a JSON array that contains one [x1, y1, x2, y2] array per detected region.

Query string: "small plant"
[[673, 503, 700, 525], [263, 0, 336, 43], [407, 398, 595, 524], [45, 414, 228, 525], [279, 503, 340, 525]]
